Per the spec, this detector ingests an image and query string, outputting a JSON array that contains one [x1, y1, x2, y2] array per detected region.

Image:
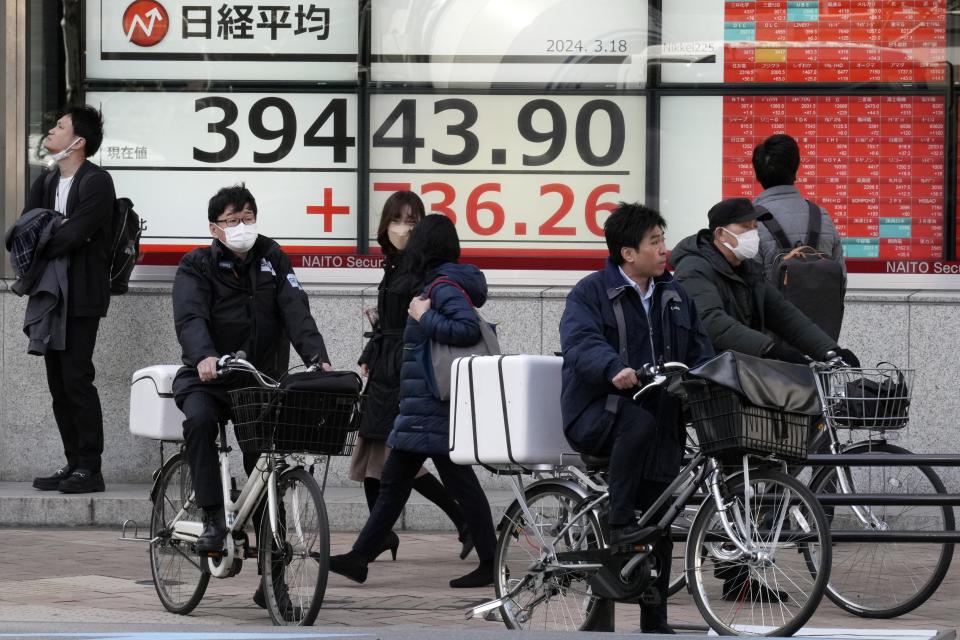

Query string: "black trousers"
[[44, 316, 103, 473], [353, 448, 496, 563], [179, 390, 258, 509], [606, 402, 662, 527], [634, 481, 673, 630]]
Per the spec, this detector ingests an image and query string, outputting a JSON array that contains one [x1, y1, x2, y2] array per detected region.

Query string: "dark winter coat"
[[387, 262, 487, 456], [5, 208, 68, 354], [560, 258, 714, 480], [24, 161, 116, 317], [172, 236, 329, 398], [357, 253, 420, 440], [671, 229, 837, 359]]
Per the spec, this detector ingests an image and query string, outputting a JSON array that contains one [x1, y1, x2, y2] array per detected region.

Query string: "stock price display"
[[92, 91, 359, 253], [368, 94, 645, 256]]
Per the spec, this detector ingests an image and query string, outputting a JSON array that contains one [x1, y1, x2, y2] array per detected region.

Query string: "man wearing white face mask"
[[672, 198, 859, 367], [172, 184, 332, 596], [25, 105, 116, 495]]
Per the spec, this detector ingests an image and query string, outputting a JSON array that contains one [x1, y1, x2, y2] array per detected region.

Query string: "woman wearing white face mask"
[[349, 192, 473, 562], [671, 198, 856, 368]]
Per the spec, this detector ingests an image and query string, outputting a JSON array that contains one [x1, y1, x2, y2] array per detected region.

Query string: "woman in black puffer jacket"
[[350, 191, 471, 562], [331, 214, 497, 589]]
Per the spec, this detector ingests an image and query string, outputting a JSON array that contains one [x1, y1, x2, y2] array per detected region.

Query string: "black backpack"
[[757, 201, 845, 341], [44, 171, 145, 295], [110, 197, 145, 295]]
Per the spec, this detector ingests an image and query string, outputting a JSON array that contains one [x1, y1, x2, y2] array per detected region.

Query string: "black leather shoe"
[[722, 578, 790, 603], [449, 560, 493, 588], [57, 469, 105, 494], [253, 580, 302, 621], [457, 523, 474, 560], [33, 465, 74, 491], [196, 507, 228, 555], [330, 551, 368, 583], [640, 623, 675, 634], [609, 522, 658, 546]]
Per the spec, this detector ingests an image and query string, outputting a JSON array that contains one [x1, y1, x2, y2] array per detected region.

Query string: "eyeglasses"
[[215, 214, 256, 228]]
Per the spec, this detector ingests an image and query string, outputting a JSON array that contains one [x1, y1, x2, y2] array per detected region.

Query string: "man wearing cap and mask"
[[26, 105, 116, 495], [171, 184, 331, 610], [671, 197, 858, 367]]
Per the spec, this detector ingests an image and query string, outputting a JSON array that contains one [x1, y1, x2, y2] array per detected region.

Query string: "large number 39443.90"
[[374, 181, 619, 237]]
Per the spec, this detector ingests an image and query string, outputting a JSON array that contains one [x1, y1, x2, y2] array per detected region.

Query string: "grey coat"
[[5, 208, 69, 354], [754, 185, 847, 285]]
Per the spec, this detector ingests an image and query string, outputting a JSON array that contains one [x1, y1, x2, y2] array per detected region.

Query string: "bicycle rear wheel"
[[259, 466, 329, 626], [149, 454, 209, 614], [809, 442, 954, 618], [494, 483, 606, 631], [687, 469, 831, 637]]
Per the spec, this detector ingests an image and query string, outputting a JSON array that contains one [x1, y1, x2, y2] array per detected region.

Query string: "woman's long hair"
[[401, 214, 461, 285], [375, 190, 426, 255]]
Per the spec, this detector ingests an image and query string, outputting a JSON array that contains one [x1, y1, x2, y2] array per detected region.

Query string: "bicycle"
[[143, 354, 362, 626], [665, 356, 954, 619], [803, 358, 954, 618], [469, 361, 833, 637]]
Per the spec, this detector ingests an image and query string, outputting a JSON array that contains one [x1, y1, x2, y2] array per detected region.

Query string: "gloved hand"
[[831, 347, 860, 368]]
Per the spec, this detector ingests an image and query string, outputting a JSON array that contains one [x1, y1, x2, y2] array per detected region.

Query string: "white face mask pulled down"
[[47, 137, 81, 165], [222, 222, 258, 253], [721, 226, 760, 261]]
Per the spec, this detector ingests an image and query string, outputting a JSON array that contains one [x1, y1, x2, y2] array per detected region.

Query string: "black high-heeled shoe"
[[330, 550, 369, 583], [370, 531, 399, 562], [457, 524, 474, 560]]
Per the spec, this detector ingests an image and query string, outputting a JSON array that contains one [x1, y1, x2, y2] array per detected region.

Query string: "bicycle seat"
[[580, 454, 610, 469]]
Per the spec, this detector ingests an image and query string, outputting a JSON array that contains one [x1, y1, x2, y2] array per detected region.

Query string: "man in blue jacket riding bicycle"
[[560, 202, 714, 634]]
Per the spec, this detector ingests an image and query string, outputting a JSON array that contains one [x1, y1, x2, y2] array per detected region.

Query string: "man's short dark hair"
[[65, 105, 105, 157], [752, 134, 801, 189], [604, 202, 667, 266], [208, 184, 258, 222]]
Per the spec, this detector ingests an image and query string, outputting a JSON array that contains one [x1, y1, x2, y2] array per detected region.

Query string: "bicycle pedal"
[[614, 542, 653, 555]]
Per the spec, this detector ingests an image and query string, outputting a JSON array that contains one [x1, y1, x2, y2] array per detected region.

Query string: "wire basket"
[[818, 366, 914, 430], [683, 379, 810, 463], [229, 387, 362, 455]]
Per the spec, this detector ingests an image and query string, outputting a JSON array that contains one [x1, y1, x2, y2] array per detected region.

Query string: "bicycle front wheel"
[[809, 442, 955, 618], [149, 454, 209, 614], [259, 466, 330, 626], [687, 469, 831, 637], [494, 483, 606, 631]]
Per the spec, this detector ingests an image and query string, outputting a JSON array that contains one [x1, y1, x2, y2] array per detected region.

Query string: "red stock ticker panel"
[[722, 95, 944, 260], [723, 1, 946, 84]]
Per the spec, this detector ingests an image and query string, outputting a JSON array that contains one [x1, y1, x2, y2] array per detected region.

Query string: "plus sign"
[[306, 188, 350, 232]]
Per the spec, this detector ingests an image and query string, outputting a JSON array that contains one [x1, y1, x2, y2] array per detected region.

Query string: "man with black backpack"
[[752, 134, 847, 340], [27, 105, 115, 494]]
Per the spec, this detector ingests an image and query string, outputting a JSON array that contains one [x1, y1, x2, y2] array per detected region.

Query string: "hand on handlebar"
[[611, 367, 639, 390], [198, 356, 219, 382]]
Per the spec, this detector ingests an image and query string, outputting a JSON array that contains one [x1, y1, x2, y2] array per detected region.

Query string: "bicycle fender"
[[151, 451, 185, 503], [495, 477, 593, 532]]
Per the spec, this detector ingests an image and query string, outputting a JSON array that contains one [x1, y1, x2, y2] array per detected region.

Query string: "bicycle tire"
[[808, 442, 955, 618], [687, 469, 831, 637], [149, 454, 209, 615], [494, 482, 607, 631], [259, 467, 329, 626]]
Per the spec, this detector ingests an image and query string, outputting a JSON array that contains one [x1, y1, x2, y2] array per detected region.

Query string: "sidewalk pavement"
[[0, 527, 957, 636]]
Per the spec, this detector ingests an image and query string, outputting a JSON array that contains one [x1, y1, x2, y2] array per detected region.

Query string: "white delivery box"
[[449, 355, 581, 468], [129, 365, 186, 441]]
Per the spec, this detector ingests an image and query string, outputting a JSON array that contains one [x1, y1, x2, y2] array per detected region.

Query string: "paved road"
[[0, 528, 956, 638]]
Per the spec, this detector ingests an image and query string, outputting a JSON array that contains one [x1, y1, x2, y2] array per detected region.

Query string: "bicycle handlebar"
[[216, 351, 281, 388], [631, 361, 690, 402]]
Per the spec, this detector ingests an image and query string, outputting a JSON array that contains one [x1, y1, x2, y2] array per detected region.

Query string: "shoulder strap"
[[426, 276, 473, 307], [610, 292, 629, 363], [805, 200, 821, 248], [757, 205, 791, 251]]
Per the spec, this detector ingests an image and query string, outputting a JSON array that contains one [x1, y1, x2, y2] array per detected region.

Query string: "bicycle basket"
[[229, 387, 362, 455], [818, 366, 914, 430], [683, 379, 809, 463]]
